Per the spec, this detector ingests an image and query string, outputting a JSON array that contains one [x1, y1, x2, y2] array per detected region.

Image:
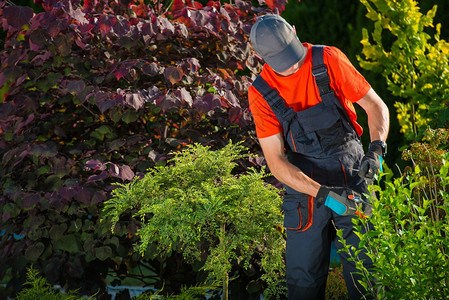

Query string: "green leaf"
[[121, 110, 138, 124], [49, 223, 68, 240], [36, 72, 62, 92], [25, 242, 45, 262], [95, 246, 112, 261], [54, 234, 79, 253], [37, 165, 50, 176]]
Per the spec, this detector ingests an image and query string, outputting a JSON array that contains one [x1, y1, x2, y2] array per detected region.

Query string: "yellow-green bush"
[[358, 0, 449, 139]]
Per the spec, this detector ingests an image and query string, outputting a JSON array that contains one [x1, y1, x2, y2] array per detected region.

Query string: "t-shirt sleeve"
[[325, 46, 371, 103], [248, 85, 283, 138]]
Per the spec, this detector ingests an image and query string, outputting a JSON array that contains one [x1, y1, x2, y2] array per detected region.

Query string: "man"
[[248, 14, 389, 299]]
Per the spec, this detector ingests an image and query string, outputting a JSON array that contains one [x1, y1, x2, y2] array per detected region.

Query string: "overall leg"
[[284, 199, 332, 300]]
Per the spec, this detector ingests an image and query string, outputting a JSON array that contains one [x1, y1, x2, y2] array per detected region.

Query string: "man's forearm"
[[267, 154, 321, 197], [357, 88, 390, 142], [259, 133, 321, 197]]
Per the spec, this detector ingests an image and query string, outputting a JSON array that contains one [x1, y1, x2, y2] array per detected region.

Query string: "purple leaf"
[[156, 92, 181, 112], [98, 98, 117, 113], [109, 164, 134, 181], [16, 74, 28, 86], [142, 62, 161, 77], [80, 23, 95, 35], [91, 190, 107, 205], [3, 6, 33, 29], [148, 150, 166, 162], [54, 34, 73, 56], [164, 66, 184, 85], [175, 22, 188, 39], [139, 21, 156, 44], [67, 1, 88, 25], [49, 156, 68, 177], [94, 91, 116, 113], [85, 159, 107, 171], [75, 38, 86, 49], [157, 17, 175, 38], [66, 80, 86, 94], [73, 187, 92, 205], [87, 171, 109, 183], [174, 88, 192, 107], [222, 90, 240, 108], [125, 93, 144, 110], [193, 93, 221, 113], [12, 149, 30, 167], [112, 19, 130, 37], [98, 15, 116, 37], [143, 86, 165, 104], [0, 73, 6, 88], [30, 51, 52, 65], [14, 113, 34, 134], [60, 187, 76, 200], [114, 67, 128, 80], [190, 10, 211, 27], [182, 58, 201, 74], [44, 13, 70, 38], [22, 193, 41, 208], [29, 29, 50, 51]]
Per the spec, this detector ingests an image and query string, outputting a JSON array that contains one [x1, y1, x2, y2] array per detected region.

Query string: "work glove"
[[316, 185, 366, 216], [359, 142, 385, 180]]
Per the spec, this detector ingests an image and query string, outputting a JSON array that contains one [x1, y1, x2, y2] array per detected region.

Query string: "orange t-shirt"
[[248, 43, 370, 138]]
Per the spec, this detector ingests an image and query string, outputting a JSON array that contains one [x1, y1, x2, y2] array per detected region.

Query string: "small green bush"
[[15, 267, 94, 300], [338, 151, 449, 299], [101, 142, 286, 298]]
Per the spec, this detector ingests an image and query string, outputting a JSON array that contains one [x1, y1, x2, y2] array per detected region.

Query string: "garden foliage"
[[101, 142, 286, 298], [357, 0, 449, 140], [0, 0, 287, 296], [339, 130, 449, 299], [15, 267, 94, 300]]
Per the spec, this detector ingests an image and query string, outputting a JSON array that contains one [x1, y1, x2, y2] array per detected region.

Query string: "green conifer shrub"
[[101, 142, 286, 298], [15, 267, 94, 300]]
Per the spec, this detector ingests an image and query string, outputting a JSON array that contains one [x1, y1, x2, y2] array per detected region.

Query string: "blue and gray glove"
[[316, 186, 365, 216], [359, 141, 386, 180]]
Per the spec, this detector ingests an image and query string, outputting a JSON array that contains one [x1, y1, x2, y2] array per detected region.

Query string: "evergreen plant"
[[101, 142, 286, 299]]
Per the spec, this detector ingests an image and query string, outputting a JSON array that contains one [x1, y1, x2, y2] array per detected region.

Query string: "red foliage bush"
[[0, 0, 284, 296]]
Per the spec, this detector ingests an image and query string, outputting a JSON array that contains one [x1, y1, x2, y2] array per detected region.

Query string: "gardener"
[[248, 14, 389, 299]]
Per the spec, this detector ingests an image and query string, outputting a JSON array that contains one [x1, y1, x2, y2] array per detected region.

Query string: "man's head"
[[250, 14, 307, 73]]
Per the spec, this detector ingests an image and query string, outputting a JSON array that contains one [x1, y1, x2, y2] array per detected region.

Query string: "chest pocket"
[[284, 100, 343, 157]]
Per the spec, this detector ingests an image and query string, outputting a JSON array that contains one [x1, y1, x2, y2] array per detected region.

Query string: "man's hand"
[[316, 186, 364, 216], [359, 142, 384, 180]]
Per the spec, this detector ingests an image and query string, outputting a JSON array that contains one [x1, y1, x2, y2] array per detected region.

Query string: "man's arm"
[[259, 133, 321, 197], [356, 88, 389, 142]]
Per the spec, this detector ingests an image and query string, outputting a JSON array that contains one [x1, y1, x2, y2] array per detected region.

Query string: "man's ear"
[[253, 53, 262, 60]]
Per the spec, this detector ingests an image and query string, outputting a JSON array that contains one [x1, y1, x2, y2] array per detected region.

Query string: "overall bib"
[[252, 46, 373, 300]]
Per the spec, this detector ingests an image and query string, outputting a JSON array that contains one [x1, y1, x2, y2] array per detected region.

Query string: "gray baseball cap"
[[250, 14, 306, 73]]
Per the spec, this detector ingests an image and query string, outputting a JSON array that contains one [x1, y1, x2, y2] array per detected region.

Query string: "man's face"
[[275, 60, 302, 76]]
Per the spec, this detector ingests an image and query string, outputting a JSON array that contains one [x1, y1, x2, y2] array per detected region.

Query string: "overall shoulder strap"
[[311, 45, 358, 133], [311, 45, 332, 96], [252, 75, 294, 122]]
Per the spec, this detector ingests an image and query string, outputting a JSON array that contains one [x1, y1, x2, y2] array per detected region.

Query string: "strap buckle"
[[312, 65, 332, 95]]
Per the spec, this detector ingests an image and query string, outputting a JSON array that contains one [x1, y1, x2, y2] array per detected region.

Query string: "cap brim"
[[265, 39, 306, 73]]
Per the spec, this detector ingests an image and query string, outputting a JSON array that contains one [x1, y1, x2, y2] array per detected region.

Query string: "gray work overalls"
[[252, 46, 373, 300]]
